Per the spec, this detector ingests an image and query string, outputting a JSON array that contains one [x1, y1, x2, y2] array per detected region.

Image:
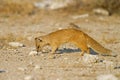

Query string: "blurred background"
[[0, 0, 120, 16]]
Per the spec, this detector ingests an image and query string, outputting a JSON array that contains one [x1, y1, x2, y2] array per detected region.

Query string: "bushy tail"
[[86, 35, 111, 54]]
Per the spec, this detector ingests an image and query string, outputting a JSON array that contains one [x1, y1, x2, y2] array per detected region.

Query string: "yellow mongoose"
[[35, 28, 111, 55]]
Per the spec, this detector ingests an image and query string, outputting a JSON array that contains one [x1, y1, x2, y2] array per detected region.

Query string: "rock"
[[29, 51, 38, 56], [81, 54, 99, 64], [8, 42, 25, 47], [93, 8, 110, 16], [97, 74, 118, 80], [72, 14, 89, 19], [34, 0, 80, 10], [102, 60, 114, 69], [24, 75, 34, 80], [64, 57, 68, 60], [18, 67, 27, 71], [34, 65, 41, 70]]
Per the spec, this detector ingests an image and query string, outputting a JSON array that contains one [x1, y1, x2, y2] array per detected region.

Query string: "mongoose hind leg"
[[74, 41, 89, 56]]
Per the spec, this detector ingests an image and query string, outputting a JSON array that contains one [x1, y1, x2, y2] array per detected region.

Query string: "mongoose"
[[35, 28, 111, 56]]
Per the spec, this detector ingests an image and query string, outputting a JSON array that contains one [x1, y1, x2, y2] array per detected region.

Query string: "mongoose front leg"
[[50, 45, 58, 54], [51, 49, 56, 54], [48, 45, 58, 59]]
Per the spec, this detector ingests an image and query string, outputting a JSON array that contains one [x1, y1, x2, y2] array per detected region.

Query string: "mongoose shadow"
[[57, 48, 98, 55], [57, 48, 115, 56]]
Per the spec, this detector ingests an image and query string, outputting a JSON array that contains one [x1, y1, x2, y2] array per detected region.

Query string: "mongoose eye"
[[38, 39, 42, 42]]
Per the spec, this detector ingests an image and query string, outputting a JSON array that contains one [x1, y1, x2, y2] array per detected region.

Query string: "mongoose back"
[[35, 28, 111, 55]]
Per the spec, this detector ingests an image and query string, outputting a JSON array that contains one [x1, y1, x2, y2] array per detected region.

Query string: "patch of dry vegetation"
[[0, 0, 37, 16], [103, 38, 118, 44], [0, 33, 25, 49], [94, 0, 120, 14]]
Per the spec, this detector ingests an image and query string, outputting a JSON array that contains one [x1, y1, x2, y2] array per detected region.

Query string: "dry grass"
[[0, 33, 26, 49], [94, 0, 120, 14], [103, 38, 118, 44], [0, 0, 36, 16], [102, 36, 118, 44], [1, 0, 120, 16]]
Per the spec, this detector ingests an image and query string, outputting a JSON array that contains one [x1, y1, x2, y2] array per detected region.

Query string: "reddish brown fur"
[[35, 28, 111, 55]]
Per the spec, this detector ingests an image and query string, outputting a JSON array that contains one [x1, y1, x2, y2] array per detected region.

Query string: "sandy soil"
[[0, 10, 120, 80]]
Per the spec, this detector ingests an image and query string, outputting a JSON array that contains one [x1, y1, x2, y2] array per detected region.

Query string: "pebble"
[[8, 42, 25, 47], [29, 51, 38, 56], [72, 14, 89, 19], [82, 54, 99, 64], [34, 65, 41, 70], [24, 75, 34, 80], [102, 60, 114, 69], [64, 57, 68, 60], [34, 0, 79, 10], [93, 8, 110, 16], [18, 67, 27, 71], [97, 74, 118, 80]]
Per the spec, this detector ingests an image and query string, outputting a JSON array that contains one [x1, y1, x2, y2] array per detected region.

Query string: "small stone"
[[64, 57, 68, 60], [34, 65, 41, 70], [93, 8, 110, 16], [18, 67, 27, 71], [8, 42, 25, 47], [29, 51, 38, 56], [72, 14, 89, 19], [24, 75, 34, 80], [82, 54, 99, 64], [56, 78, 60, 80], [97, 74, 118, 80], [102, 60, 114, 69], [103, 60, 113, 64], [28, 61, 34, 67], [34, 0, 80, 10]]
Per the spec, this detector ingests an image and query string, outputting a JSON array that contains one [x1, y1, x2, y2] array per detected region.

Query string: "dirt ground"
[[0, 8, 120, 80]]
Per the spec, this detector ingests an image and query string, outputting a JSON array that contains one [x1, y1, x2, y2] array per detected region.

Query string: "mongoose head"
[[35, 36, 48, 52]]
